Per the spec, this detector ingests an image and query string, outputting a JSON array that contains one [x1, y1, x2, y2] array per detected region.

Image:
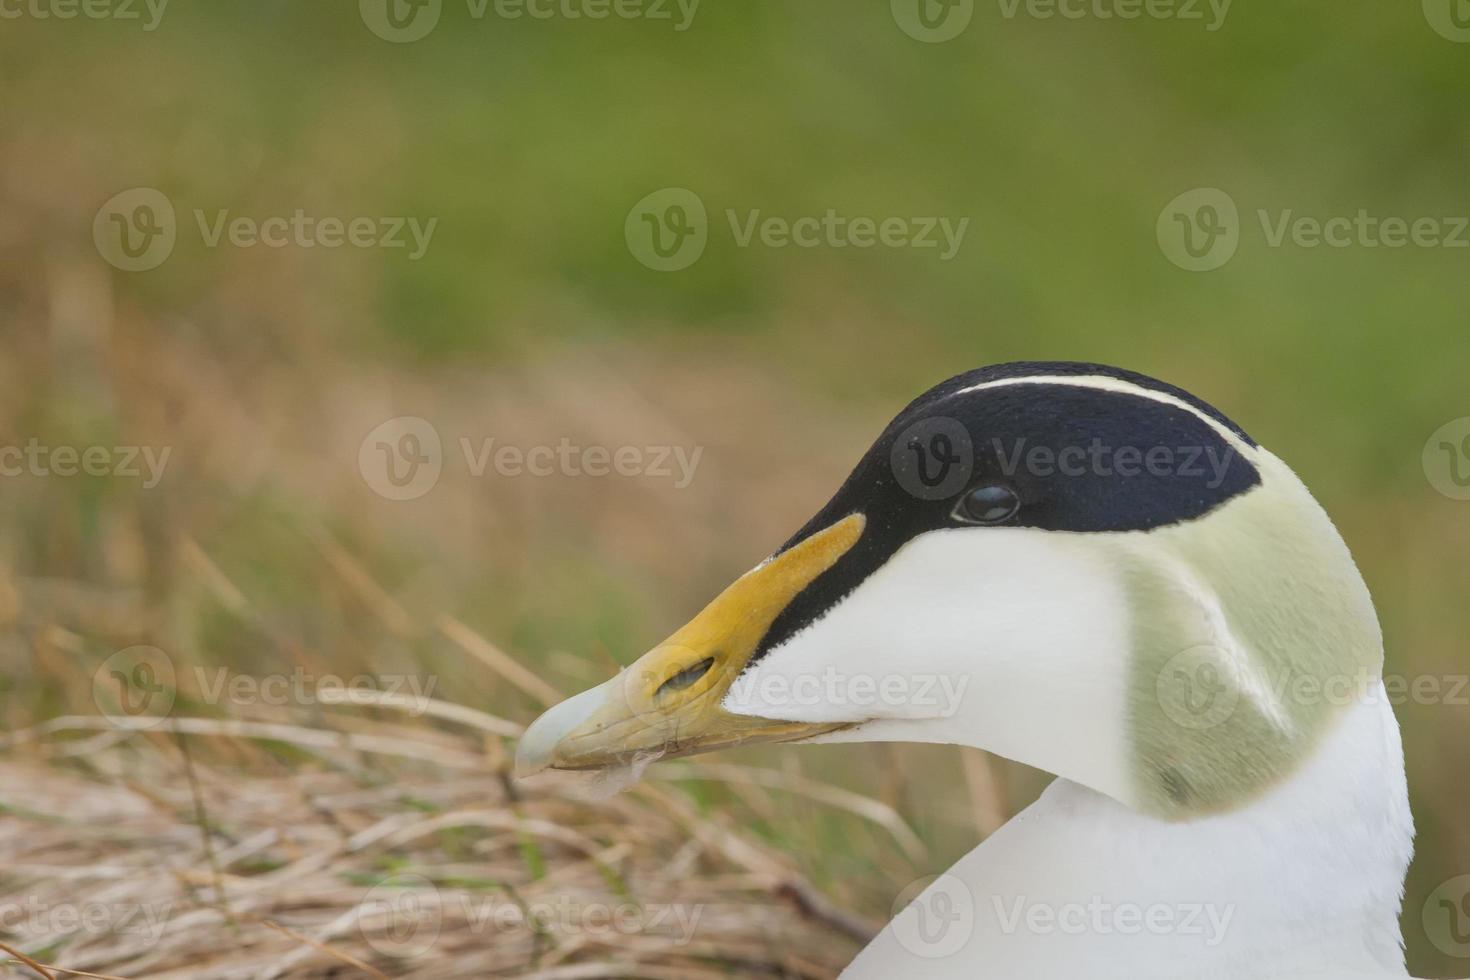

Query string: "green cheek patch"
[[1113, 451, 1383, 819]]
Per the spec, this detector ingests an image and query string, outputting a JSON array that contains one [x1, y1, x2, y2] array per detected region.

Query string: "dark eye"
[[953, 484, 1020, 525]]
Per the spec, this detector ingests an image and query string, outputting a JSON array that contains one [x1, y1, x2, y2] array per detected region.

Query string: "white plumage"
[[519, 369, 1453, 979]]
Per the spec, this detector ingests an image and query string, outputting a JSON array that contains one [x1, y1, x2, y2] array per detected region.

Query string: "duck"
[[516, 361, 1438, 980]]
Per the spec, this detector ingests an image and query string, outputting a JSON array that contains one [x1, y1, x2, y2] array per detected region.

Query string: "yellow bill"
[[515, 514, 866, 777]]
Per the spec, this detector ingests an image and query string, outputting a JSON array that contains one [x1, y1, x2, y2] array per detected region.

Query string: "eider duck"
[[519, 362, 1436, 980]]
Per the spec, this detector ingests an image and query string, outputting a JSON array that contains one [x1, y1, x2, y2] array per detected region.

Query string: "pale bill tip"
[[513, 677, 616, 779]]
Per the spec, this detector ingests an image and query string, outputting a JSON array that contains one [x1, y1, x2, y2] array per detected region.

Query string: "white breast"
[[843, 683, 1415, 980]]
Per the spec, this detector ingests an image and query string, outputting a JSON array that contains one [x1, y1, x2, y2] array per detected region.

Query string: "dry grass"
[[0, 680, 886, 979]]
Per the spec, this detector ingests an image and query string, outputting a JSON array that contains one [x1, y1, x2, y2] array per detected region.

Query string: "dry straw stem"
[[0, 689, 885, 978]]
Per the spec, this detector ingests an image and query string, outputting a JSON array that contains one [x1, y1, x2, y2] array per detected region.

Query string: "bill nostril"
[[657, 657, 715, 698]]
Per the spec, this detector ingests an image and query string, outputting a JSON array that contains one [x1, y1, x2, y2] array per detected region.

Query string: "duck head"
[[517, 362, 1382, 820]]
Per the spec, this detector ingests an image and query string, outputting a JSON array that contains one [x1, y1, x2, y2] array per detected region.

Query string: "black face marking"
[[750, 361, 1262, 665]]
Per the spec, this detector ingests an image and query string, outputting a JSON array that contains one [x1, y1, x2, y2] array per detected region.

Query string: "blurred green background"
[[1, 0, 1468, 974]]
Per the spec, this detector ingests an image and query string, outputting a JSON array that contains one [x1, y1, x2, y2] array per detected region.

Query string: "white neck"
[[842, 685, 1414, 980]]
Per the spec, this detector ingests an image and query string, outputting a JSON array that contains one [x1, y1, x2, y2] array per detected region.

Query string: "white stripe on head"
[[951, 374, 1258, 459]]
